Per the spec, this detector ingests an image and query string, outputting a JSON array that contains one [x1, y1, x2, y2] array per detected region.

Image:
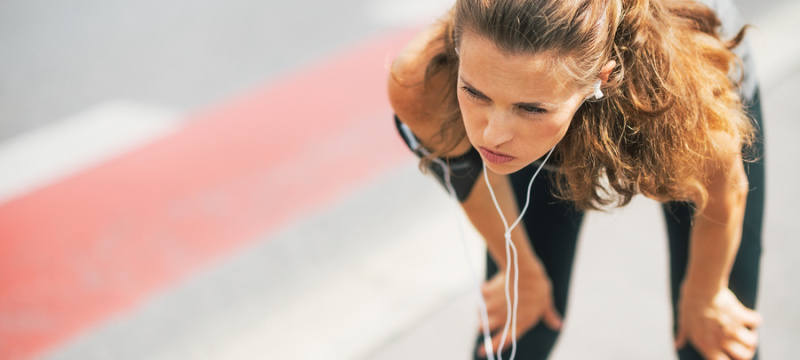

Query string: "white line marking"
[[0, 100, 181, 204]]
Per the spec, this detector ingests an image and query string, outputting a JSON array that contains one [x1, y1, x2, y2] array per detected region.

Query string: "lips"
[[479, 147, 515, 164]]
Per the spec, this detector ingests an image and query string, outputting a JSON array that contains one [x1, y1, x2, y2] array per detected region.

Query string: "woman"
[[388, 0, 764, 359]]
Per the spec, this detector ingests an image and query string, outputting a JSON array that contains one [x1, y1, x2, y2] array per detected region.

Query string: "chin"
[[483, 161, 525, 175]]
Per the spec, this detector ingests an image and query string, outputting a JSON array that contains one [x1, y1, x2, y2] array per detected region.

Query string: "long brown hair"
[[422, 0, 754, 210]]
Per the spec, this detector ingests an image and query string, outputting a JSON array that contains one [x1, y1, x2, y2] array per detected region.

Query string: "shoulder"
[[387, 17, 452, 130]]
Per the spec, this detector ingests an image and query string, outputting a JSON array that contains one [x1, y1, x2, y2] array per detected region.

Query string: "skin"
[[456, 33, 590, 175], [388, 16, 761, 360], [677, 135, 762, 360]]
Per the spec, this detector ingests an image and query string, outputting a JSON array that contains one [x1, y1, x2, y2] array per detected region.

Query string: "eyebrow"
[[459, 76, 559, 109]]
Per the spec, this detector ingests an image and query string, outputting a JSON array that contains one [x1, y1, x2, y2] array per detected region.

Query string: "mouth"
[[479, 147, 515, 164]]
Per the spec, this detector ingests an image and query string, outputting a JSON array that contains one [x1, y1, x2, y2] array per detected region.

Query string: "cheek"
[[548, 112, 574, 136], [457, 98, 484, 135], [542, 103, 581, 137], [515, 113, 574, 156], [520, 113, 571, 140]]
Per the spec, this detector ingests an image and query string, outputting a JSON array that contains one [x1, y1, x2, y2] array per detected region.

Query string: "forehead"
[[457, 32, 581, 101]]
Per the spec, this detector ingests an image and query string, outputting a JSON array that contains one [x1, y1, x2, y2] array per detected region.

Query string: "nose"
[[483, 111, 514, 148]]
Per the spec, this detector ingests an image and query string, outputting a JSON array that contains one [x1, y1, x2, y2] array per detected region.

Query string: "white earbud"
[[592, 80, 604, 99]]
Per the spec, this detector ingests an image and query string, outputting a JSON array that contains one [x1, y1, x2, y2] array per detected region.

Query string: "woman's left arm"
[[676, 136, 763, 360]]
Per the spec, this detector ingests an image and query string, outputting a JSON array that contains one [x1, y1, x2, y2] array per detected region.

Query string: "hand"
[[476, 268, 562, 358], [676, 287, 762, 360]]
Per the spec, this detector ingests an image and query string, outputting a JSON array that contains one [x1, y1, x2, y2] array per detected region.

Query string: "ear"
[[598, 60, 616, 84], [585, 60, 618, 100]]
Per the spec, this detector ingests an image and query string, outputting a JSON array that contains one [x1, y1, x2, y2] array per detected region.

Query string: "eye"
[[460, 86, 484, 100], [519, 104, 547, 114]]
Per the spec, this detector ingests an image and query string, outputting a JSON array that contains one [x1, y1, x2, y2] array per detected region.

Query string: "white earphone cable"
[[482, 146, 555, 360]]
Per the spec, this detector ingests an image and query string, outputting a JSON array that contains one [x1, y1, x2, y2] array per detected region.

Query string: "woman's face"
[[457, 32, 590, 175]]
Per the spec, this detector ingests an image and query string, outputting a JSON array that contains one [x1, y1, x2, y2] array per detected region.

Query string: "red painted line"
[[0, 27, 419, 360]]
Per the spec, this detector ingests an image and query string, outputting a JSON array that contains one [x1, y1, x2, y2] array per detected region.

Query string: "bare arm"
[[684, 151, 748, 299], [462, 168, 545, 274], [676, 135, 762, 360]]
